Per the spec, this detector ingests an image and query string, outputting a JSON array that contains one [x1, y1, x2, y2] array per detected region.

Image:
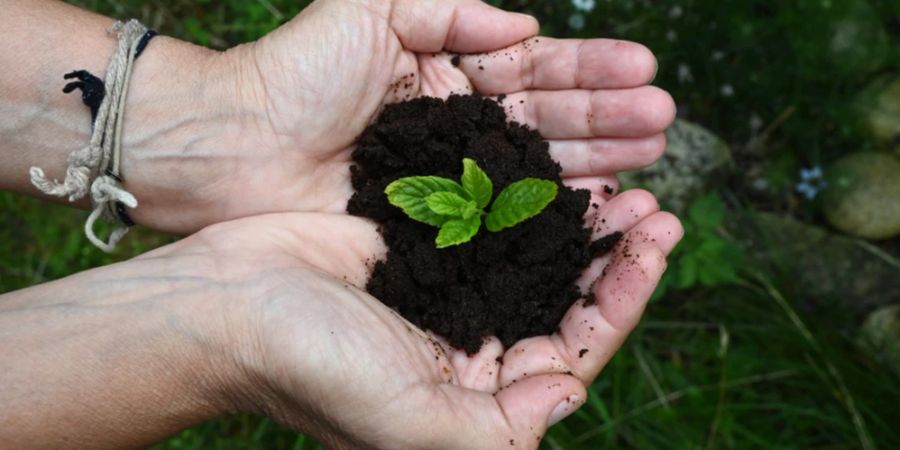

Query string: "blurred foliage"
[[0, 195, 174, 291], [2, 0, 897, 448], [71, 0, 306, 46], [652, 193, 744, 300]]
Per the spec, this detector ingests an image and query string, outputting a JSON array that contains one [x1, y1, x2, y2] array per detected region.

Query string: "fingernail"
[[511, 12, 540, 28], [649, 60, 659, 84], [548, 394, 581, 426], [512, 12, 537, 21]]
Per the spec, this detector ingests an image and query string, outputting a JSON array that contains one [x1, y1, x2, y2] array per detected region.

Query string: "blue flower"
[[572, 0, 596, 12], [568, 13, 586, 30], [795, 182, 817, 200], [799, 165, 823, 181], [796, 165, 828, 200]]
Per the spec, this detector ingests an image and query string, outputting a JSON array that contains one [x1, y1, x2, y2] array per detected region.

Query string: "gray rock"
[[822, 152, 900, 240], [780, 0, 889, 78], [729, 211, 900, 317], [619, 119, 731, 214], [858, 75, 900, 154], [859, 305, 900, 375]]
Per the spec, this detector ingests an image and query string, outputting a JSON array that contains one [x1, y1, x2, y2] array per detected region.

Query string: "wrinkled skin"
[[135, 0, 675, 233], [140, 191, 680, 449], [135, 1, 680, 448], [2, 0, 681, 448]]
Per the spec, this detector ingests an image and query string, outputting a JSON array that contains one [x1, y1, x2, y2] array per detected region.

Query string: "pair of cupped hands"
[[119, 0, 680, 448]]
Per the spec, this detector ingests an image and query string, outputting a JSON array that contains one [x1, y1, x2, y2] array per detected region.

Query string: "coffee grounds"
[[348, 94, 608, 354]]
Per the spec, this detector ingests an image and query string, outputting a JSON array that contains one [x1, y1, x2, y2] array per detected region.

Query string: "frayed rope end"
[[29, 166, 91, 202]]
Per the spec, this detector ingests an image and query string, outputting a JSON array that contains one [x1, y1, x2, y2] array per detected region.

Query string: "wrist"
[[126, 239, 296, 420], [119, 37, 268, 234], [0, 5, 273, 235], [0, 252, 249, 447]]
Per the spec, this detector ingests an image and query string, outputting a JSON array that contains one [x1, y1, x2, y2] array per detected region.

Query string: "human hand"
[[169, 188, 681, 448], [1, 186, 679, 449], [123, 0, 673, 234]]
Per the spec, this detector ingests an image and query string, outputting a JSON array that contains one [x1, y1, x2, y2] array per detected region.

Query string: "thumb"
[[493, 374, 587, 445], [390, 0, 539, 53]]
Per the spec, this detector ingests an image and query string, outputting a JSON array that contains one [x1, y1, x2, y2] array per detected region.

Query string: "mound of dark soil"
[[348, 95, 616, 354]]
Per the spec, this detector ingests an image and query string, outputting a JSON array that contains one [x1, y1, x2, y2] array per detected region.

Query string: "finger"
[[457, 37, 657, 92], [448, 336, 504, 393], [562, 176, 619, 199], [622, 211, 683, 255], [391, 0, 539, 53], [498, 87, 676, 139], [588, 189, 659, 240], [492, 373, 586, 436], [578, 210, 683, 290], [562, 178, 619, 226], [550, 133, 666, 177], [577, 189, 660, 292], [430, 373, 584, 449], [555, 242, 669, 382], [273, 214, 386, 286], [497, 209, 675, 388], [585, 194, 606, 223], [418, 53, 474, 98], [497, 241, 669, 388], [497, 336, 567, 388]]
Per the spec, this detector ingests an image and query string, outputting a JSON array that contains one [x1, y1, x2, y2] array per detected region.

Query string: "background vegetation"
[[3, 0, 899, 448]]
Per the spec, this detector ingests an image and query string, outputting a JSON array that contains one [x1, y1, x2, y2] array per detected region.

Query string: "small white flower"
[[712, 50, 725, 61], [720, 84, 735, 97], [749, 114, 763, 131], [669, 6, 683, 18], [752, 178, 769, 191], [677, 63, 693, 83], [572, 0, 596, 12], [666, 29, 677, 42], [568, 13, 585, 30]]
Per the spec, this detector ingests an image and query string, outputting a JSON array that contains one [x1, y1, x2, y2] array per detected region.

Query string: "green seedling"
[[385, 158, 558, 248]]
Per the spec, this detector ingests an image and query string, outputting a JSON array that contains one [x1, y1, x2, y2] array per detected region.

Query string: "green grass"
[[2, 0, 897, 448], [0, 194, 174, 291]]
